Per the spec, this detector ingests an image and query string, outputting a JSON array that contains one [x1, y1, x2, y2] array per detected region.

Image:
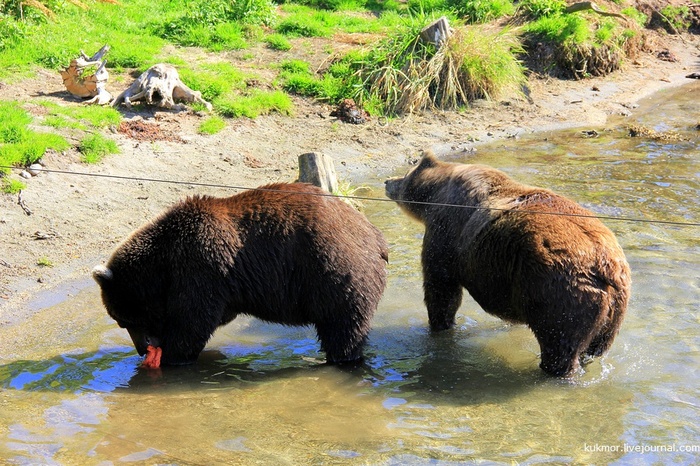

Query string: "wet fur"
[[385, 152, 631, 377], [94, 182, 388, 366]]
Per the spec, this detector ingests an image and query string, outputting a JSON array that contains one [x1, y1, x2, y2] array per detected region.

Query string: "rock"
[[19, 170, 32, 179], [27, 164, 43, 176]]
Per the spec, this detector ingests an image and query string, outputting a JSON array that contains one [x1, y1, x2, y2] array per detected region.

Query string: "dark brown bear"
[[385, 152, 631, 377], [93, 182, 388, 367]]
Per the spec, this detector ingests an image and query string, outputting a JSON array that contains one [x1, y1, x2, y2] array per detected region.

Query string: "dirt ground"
[[0, 28, 699, 327]]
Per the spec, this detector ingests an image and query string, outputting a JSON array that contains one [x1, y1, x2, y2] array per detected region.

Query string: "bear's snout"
[[384, 178, 403, 200], [127, 328, 160, 356]]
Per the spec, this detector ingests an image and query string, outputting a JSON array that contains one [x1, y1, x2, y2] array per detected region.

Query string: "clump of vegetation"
[[346, 23, 525, 114], [621, 6, 648, 28], [522, 4, 642, 79], [37, 101, 122, 129], [178, 62, 249, 103], [517, 0, 566, 19], [0, 101, 69, 191], [155, 0, 276, 50], [36, 256, 54, 267], [198, 116, 227, 134], [265, 34, 292, 51], [278, 58, 351, 104], [216, 90, 294, 118], [179, 62, 294, 117], [449, 0, 515, 23], [658, 5, 692, 33], [78, 133, 120, 164]]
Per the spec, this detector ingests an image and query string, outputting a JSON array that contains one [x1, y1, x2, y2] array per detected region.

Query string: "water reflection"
[[1, 82, 698, 464]]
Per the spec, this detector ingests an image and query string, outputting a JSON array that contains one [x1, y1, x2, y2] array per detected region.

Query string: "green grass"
[[277, 57, 357, 104], [179, 62, 250, 103], [276, 4, 386, 37], [621, 7, 648, 27], [525, 14, 590, 44], [517, 0, 566, 19], [660, 5, 691, 31], [0, 0, 167, 78], [37, 101, 122, 128], [265, 34, 293, 51], [216, 90, 294, 118], [1, 177, 25, 194], [198, 116, 227, 134], [449, 0, 515, 23], [0, 0, 657, 126], [153, 0, 275, 50], [0, 101, 69, 174], [36, 256, 54, 267], [78, 133, 120, 164]]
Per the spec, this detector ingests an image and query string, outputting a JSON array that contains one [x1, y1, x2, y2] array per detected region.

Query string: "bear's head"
[[92, 264, 164, 357], [384, 151, 448, 222], [93, 263, 200, 366]]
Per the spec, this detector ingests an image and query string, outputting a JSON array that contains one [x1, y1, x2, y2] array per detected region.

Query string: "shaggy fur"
[[385, 152, 631, 377], [93, 182, 388, 366]]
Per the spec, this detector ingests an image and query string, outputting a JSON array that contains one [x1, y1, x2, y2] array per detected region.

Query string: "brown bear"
[[385, 151, 631, 377], [92, 182, 388, 367]]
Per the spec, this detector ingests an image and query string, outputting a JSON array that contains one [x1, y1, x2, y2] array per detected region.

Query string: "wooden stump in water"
[[297, 152, 338, 193]]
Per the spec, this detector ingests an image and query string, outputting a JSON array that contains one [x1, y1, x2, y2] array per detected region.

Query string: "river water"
[[1, 82, 698, 465]]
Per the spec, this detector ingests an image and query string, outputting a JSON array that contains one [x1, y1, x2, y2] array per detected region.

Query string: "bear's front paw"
[[429, 320, 455, 332]]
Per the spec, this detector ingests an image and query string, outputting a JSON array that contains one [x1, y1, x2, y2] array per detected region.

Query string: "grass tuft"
[[349, 23, 525, 114], [216, 90, 293, 118], [198, 116, 227, 134], [0, 101, 69, 176], [78, 133, 119, 164]]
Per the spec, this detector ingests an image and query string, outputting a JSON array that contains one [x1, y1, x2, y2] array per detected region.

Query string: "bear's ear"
[[92, 265, 113, 285], [418, 150, 438, 169]]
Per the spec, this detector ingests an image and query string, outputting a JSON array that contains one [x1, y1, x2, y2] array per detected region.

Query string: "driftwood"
[[565, 1, 626, 19], [298, 152, 338, 193], [17, 190, 32, 216], [111, 64, 212, 111], [60, 45, 112, 105], [419, 16, 453, 47]]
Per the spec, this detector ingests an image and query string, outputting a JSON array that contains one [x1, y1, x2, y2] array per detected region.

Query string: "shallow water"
[[1, 82, 699, 465]]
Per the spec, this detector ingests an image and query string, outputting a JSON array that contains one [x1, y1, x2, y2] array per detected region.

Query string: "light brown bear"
[[93, 182, 388, 368], [385, 152, 631, 377]]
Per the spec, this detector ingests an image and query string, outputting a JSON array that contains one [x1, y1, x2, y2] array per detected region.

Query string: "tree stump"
[[111, 64, 212, 111], [60, 45, 112, 105], [297, 152, 338, 193]]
